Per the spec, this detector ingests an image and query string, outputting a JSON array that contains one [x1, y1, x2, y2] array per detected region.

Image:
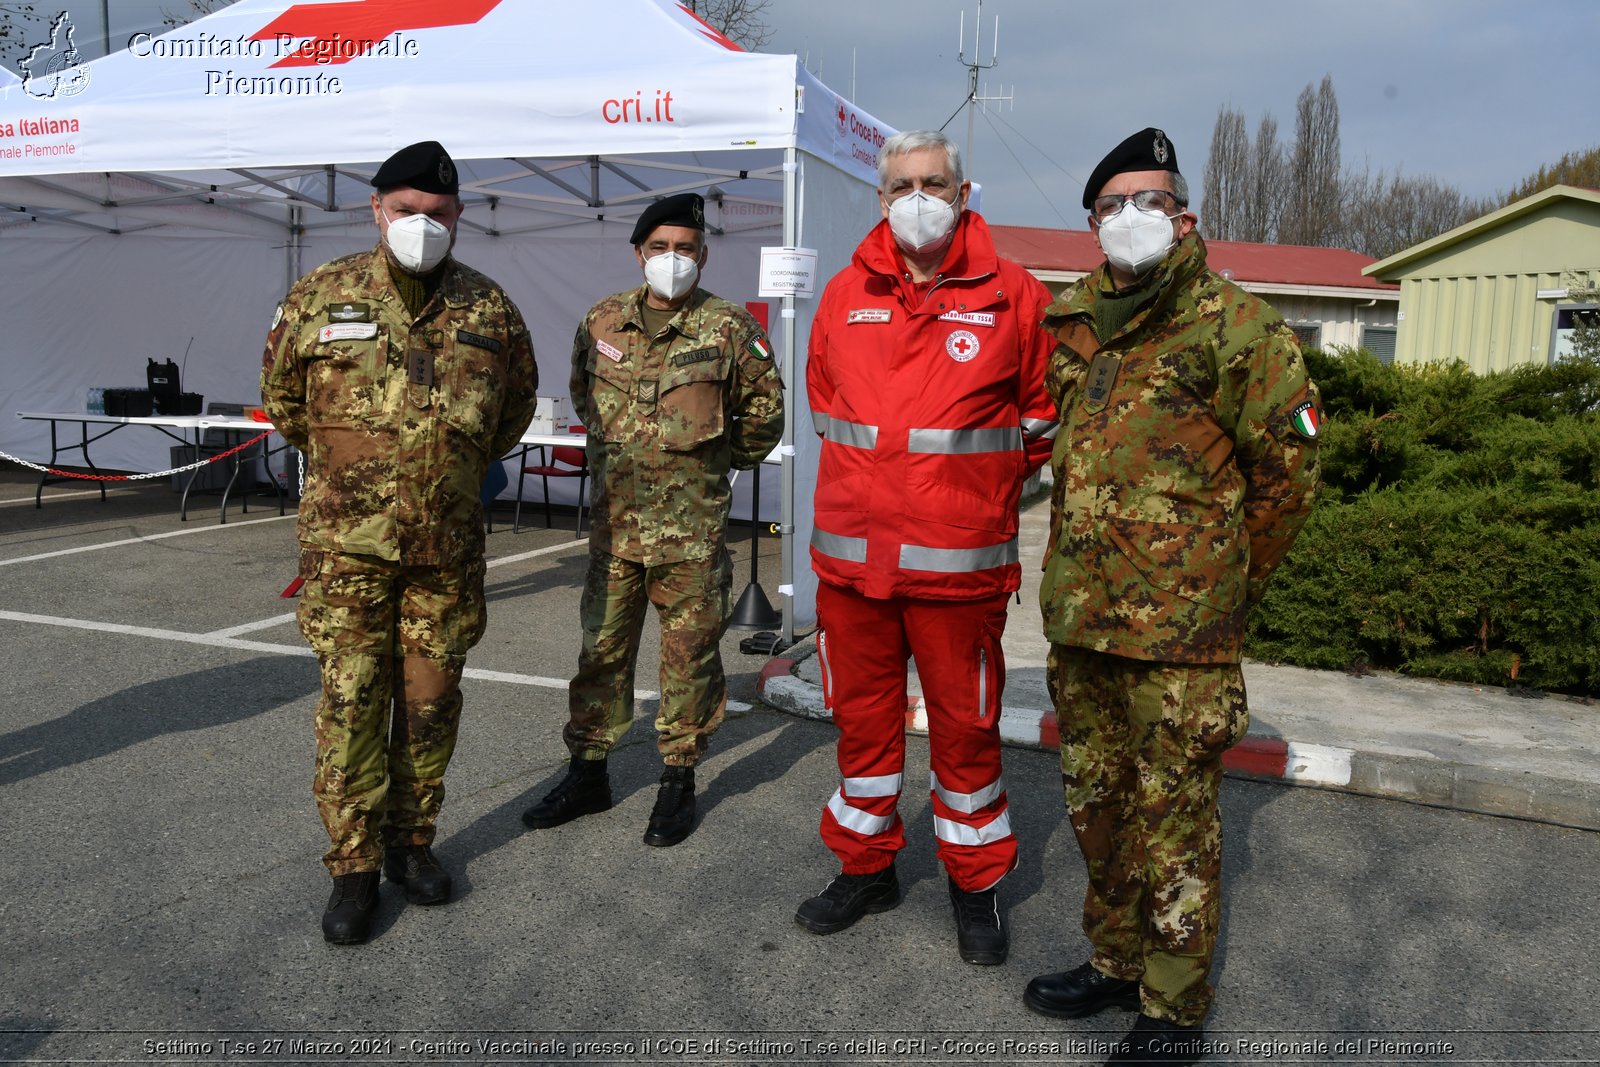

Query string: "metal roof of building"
[[989, 225, 1398, 294]]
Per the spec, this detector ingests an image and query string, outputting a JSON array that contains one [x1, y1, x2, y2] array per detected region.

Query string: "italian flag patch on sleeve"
[[1291, 400, 1320, 439], [747, 336, 773, 361]]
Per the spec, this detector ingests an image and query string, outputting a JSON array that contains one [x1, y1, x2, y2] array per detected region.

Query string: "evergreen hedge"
[[1247, 348, 1600, 697]]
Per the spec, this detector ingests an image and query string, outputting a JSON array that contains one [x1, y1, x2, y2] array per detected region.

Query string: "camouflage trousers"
[[566, 547, 733, 766], [1046, 645, 1249, 1027], [297, 548, 487, 877]]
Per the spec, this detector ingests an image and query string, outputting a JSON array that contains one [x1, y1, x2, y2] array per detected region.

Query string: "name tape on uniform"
[[318, 322, 378, 343], [938, 311, 996, 328]]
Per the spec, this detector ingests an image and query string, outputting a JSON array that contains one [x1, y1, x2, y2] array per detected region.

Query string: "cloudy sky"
[[21, 0, 1600, 231]]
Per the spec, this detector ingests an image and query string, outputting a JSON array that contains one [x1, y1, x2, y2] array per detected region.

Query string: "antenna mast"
[[956, 2, 1013, 178]]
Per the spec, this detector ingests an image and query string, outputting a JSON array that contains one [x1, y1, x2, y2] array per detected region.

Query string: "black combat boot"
[[948, 877, 1008, 965], [321, 871, 380, 945], [642, 765, 696, 847], [383, 844, 452, 905], [1024, 961, 1141, 1018], [520, 757, 612, 829], [794, 865, 900, 934]]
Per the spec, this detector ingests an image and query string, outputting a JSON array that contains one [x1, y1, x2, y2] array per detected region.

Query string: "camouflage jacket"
[[260, 244, 538, 565], [570, 285, 784, 565], [1040, 232, 1321, 664]]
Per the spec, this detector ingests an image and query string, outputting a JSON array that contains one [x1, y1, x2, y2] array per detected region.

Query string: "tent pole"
[[287, 204, 303, 291], [780, 147, 799, 647]]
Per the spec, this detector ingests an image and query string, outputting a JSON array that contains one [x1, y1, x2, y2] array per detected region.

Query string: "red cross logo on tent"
[[251, 0, 505, 68], [837, 104, 849, 131], [946, 329, 980, 363]]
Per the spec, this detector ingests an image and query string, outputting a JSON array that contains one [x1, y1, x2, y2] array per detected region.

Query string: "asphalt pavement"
[[2, 465, 1598, 1067]]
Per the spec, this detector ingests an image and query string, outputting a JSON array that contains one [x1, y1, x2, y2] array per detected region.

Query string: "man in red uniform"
[[796, 130, 1058, 964]]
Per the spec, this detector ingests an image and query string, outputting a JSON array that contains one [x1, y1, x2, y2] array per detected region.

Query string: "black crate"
[[153, 392, 203, 416], [104, 388, 152, 417]]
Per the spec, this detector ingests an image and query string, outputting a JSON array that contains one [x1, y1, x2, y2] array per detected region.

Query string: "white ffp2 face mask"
[[1096, 201, 1178, 279], [383, 209, 453, 274], [643, 251, 700, 303], [886, 190, 958, 255]]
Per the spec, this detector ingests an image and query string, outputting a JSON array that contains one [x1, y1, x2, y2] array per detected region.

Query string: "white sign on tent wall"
[[757, 246, 818, 298]]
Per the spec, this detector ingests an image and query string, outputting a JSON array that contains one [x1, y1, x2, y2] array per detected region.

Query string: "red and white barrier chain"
[[0, 430, 272, 482]]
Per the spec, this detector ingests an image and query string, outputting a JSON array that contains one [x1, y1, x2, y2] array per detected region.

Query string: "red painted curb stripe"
[[756, 658, 796, 693], [1039, 713, 1060, 750], [1223, 736, 1289, 778]]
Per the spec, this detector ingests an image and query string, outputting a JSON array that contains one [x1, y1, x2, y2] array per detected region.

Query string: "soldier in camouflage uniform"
[[261, 141, 538, 945], [1022, 129, 1320, 1065], [519, 193, 783, 848]]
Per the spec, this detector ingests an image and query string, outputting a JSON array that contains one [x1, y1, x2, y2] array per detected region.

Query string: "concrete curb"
[[755, 635, 1600, 832]]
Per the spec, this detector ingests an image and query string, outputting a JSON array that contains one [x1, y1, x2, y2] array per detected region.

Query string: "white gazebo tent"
[[0, 0, 900, 632]]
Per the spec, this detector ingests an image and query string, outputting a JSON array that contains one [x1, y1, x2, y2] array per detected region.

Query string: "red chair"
[[514, 431, 589, 537]]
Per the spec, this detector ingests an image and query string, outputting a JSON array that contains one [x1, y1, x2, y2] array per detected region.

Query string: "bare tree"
[[162, 0, 234, 29], [1203, 74, 1486, 254], [1201, 105, 1250, 240], [1339, 165, 1477, 259], [684, 0, 773, 49], [1236, 114, 1286, 244], [0, 3, 47, 73], [1282, 74, 1341, 246]]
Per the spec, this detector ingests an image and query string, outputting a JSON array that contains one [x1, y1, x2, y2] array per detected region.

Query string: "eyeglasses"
[[1090, 189, 1181, 221]]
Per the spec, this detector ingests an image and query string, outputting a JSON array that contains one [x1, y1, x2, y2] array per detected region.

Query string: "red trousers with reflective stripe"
[[815, 581, 1017, 891]]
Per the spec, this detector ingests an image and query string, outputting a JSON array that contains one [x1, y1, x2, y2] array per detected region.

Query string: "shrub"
[[1247, 348, 1600, 696]]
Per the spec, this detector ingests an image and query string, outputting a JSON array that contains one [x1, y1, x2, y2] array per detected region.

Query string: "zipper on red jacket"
[[977, 646, 989, 721], [817, 630, 834, 711]]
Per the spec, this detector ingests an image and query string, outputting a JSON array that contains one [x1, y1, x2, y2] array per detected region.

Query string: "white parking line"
[[208, 613, 298, 637], [0, 516, 586, 570], [0, 513, 296, 567], [486, 538, 590, 568], [0, 608, 657, 698], [0, 487, 143, 507]]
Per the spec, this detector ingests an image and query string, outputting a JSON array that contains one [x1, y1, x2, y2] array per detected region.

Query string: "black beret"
[[630, 192, 705, 245], [371, 140, 458, 195], [1082, 127, 1180, 209]]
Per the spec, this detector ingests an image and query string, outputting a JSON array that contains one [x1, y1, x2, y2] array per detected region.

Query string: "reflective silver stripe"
[[827, 789, 896, 836], [907, 426, 1021, 454], [812, 411, 831, 435], [812, 528, 869, 564], [825, 418, 879, 450], [929, 771, 1006, 815], [934, 808, 1014, 847], [898, 538, 1018, 573], [1021, 417, 1060, 440], [843, 773, 903, 798]]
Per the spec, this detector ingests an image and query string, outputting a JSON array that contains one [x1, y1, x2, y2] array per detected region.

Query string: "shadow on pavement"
[[0, 656, 315, 786]]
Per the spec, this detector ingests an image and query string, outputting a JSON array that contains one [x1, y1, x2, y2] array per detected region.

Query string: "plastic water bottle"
[[87, 387, 104, 415]]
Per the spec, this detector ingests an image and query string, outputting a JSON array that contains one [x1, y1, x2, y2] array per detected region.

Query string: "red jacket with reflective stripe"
[[807, 212, 1058, 601]]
